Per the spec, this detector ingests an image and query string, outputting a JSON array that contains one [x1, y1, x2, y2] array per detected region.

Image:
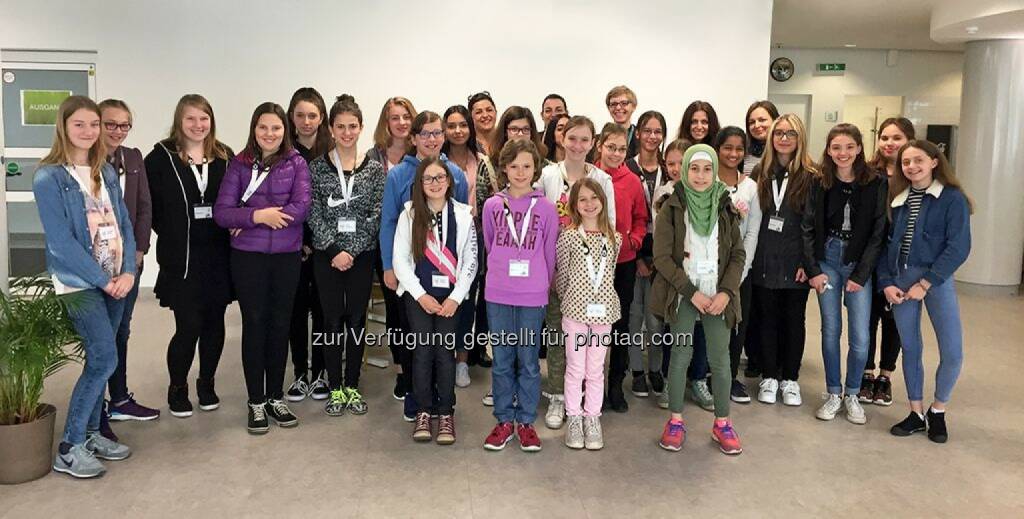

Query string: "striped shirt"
[[899, 187, 927, 258]]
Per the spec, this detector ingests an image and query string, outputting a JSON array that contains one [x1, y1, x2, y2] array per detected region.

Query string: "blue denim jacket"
[[33, 163, 137, 290], [877, 181, 970, 288]]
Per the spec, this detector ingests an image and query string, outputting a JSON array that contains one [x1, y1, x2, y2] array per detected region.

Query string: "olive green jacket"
[[649, 184, 746, 329]]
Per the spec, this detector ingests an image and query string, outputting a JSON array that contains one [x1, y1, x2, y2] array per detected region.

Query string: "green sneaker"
[[325, 389, 348, 416], [345, 387, 368, 415], [689, 379, 714, 412]]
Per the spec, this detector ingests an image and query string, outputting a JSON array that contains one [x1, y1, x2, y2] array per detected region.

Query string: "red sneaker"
[[484, 422, 515, 451], [659, 418, 686, 451], [712, 419, 743, 455], [517, 423, 542, 452]]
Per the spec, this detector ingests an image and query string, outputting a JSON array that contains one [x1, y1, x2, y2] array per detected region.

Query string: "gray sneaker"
[[657, 383, 670, 409], [690, 379, 714, 412], [455, 362, 471, 388], [53, 443, 106, 478], [583, 416, 604, 450], [85, 431, 131, 460], [564, 415, 584, 449]]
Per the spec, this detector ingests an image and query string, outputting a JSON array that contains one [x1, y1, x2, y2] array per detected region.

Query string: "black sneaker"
[[247, 402, 269, 434], [478, 350, 493, 368], [890, 411, 926, 437], [286, 372, 310, 402], [648, 371, 665, 395], [607, 383, 629, 413], [631, 373, 650, 397], [265, 399, 299, 428], [392, 374, 406, 401], [167, 384, 193, 418], [730, 379, 751, 403], [926, 409, 948, 443], [196, 378, 220, 411], [743, 366, 761, 379]]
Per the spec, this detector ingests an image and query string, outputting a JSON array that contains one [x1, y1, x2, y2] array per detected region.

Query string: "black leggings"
[[866, 290, 901, 372], [609, 259, 637, 386], [753, 285, 809, 381], [232, 250, 301, 403], [166, 300, 227, 388], [375, 252, 412, 384], [289, 253, 325, 379], [314, 250, 374, 390]]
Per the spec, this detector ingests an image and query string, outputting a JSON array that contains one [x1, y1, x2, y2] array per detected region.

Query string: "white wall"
[[767, 47, 964, 153], [1, 0, 773, 286]]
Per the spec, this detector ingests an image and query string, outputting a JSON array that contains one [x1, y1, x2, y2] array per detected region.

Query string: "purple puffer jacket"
[[214, 148, 311, 254]]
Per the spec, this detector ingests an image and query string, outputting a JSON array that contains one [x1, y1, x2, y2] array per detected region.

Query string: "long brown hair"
[[241, 102, 292, 168], [744, 100, 779, 148], [40, 95, 107, 197], [168, 94, 230, 163], [568, 177, 617, 245], [890, 140, 973, 214], [410, 157, 455, 262], [676, 100, 721, 145], [286, 87, 332, 158], [868, 117, 915, 172], [819, 123, 874, 189], [373, 96, 417, 150], [756, 113, 818, 212], [489, 106, 547, 167]]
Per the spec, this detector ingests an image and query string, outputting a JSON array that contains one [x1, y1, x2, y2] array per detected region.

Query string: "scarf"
[[678, 144, 727, 237]]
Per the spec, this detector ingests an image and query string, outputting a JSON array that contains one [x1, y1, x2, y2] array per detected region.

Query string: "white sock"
[[929, 407, 945, 414]]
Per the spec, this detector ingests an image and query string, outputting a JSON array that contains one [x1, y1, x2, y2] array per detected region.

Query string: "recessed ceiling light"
[[966, 26, 979, 34], [844, 44, 857, 48]]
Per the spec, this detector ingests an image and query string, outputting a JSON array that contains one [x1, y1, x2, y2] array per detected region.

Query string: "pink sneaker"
[[659, 418, 686, 451], [712, 420, 743, 455]]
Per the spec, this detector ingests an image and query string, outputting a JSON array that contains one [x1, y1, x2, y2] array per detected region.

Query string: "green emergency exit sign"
[[817, 63, 846, 72]]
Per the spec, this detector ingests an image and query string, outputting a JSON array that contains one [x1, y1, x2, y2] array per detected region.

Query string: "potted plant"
[[0, 275, 82, 484]]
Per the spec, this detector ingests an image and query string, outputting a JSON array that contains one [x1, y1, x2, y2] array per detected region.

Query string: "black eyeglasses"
[[103, 121, 132, 132]]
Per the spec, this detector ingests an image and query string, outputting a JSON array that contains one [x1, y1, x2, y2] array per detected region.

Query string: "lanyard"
[[426, 202, 458, 281], [559, 161, 590, 193], [188, 156, 210, 202], [503, 195, 538, 250], [331, 148, 357, 207], [579, 228, 608, 296], [241, 162, 271, 204], [771, 173, 789, 214], [65, 164, 109, 203]]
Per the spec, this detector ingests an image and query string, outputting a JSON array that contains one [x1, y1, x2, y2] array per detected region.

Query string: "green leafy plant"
[[0, 275, 83, 425]]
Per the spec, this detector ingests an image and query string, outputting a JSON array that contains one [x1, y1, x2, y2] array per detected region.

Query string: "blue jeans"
[[891, 265, 963, 403], [109, 267, 140, 403], [817, 237, 873, 395], [63, 289, 125, 445], [487, 302, 545, 425]]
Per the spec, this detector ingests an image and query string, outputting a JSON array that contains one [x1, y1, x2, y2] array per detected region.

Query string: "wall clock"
[[771, 57, 794, 82]]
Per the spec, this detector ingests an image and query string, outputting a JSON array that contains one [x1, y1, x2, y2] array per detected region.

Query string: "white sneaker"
[[455, 362, 471, 388], [758, 378, 779, 404], [780, 380, 802, 406], [844, 395, 867, 425], [583, 416, 604, 450], [564, 415, 584, 449], [545, 394, 565, 429], [815, 393, 842, 420], [481, 391, 494, 407]]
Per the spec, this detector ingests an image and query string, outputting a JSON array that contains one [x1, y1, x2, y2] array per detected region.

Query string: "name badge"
[[432, 274, 450, 289], [193, 204, 213, 220], [768, 215, 785, 232], [338, 218, 357, 233], [98, 224, 117, 241], [586, 303, 607, 318], [509, 259, 530, 277], [695, 260, 716, 276]]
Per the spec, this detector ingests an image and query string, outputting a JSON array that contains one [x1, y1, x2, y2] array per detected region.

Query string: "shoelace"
[[329, 389, 346, 404], [292, 379, 309, 392], [250, 404, 266, 421], [569, 418, 584, 437], [269, 400, 290, 416], [439, 416, 455, 434], [668, 421, 686, 436], [345, 388, 363, 403], [717, 424, 737, 440], [416, 413, 431, 429]]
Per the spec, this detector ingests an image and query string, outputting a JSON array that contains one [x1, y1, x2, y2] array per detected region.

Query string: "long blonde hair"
[[567, 178, 617, 245], [756, 113, 818, 212], [373, 96, 417, 150], [40, 95, 107, 197], [168, 94, 230, 163]]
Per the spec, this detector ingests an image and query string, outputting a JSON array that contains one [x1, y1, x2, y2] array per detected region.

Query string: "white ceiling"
[[771, 0, 963, 51]]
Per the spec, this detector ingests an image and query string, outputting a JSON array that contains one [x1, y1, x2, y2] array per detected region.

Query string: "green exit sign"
[[817, 63, 846, 72]]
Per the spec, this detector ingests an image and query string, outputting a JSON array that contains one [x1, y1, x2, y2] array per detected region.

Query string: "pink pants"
[[562, 317, 611, 417]]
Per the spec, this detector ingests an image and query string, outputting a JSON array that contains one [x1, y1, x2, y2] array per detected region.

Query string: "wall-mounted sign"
[[21, 89, 72, 126], [816, 63, 846, 75]]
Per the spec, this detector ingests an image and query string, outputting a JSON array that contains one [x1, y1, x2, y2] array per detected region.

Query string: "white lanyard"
[[503, 195, 538, 250], [771, 173, 789, 213], [241, 162, 271, 204], [579, 228, 608, 296], [559, 162, 587, 194], [188, 156, 210, 202], [331, 148, 357, 206]]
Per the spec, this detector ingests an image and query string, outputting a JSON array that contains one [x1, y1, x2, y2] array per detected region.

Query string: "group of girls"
[[34, 83, 971, 478]]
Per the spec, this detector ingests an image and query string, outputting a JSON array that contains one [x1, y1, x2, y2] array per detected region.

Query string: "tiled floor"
[[2, 290, 1023, 517]]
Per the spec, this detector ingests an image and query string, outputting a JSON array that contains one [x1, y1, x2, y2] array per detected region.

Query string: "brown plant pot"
[[0, 404, 56, 484]]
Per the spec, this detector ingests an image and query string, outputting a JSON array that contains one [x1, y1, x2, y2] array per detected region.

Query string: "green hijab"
[[677, 143, 727, 237]]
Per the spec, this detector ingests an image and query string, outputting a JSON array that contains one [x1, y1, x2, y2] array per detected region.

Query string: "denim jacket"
[[33, 163, 137, 290], [876, 180, 970, 288]]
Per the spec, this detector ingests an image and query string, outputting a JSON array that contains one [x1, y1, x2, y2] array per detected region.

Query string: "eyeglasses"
[[640, 128, 664, 137], [773, 130, 799, 140], [422, 173, 449, 185], [103, 121, 132, 132], [506, 126, 531, 136], [417, 130, 445, 139], [467, 91, 491, 103], [607, 100, 632, 109], [603, 144, 628, 154]]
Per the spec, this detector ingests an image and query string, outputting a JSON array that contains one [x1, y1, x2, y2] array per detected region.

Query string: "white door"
[[843, 95, 903, 157], [768, 93, 812, 130], [1, 59, 96, 286]]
